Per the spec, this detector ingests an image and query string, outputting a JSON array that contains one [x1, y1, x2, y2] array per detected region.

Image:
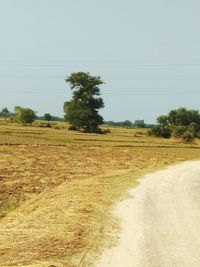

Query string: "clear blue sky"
[[1, 0, 200, 123]]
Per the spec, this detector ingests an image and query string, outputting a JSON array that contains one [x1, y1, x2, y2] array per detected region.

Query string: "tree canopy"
[[157, 107, 200, 126], [64, 72, 104, 133]]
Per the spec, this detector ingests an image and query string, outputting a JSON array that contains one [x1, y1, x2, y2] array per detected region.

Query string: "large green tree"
[[64, 72, 104, 133]]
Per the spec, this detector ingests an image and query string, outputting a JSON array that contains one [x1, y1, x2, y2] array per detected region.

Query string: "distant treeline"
[[36, 115, 64, 122], [104, 120, 155, 129], [0, 107, 64, 122]]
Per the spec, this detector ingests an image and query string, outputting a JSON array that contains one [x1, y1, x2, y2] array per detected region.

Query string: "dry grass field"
[[1, 120, 200, 266]]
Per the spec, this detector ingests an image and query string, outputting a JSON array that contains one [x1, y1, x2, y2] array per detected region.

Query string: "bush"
[[16, 107, 36, 125], [182, 131, 195, 143], [189, 122, 200, 136], [148, 126, 162, 137], [148, 126, 171, 138], [173, 126, 188, 138], [83, 127, 104, 134], [161, 127, 172, 138], [68, 125, 78, 131]]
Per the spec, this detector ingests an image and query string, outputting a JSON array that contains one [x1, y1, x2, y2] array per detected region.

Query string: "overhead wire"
[[0, 60, 200, 95]]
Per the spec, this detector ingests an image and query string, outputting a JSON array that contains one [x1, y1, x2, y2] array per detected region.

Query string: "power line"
[[0, 88, 200, 95], [2, 74, 200, 80], [1, 61, 200, 67]]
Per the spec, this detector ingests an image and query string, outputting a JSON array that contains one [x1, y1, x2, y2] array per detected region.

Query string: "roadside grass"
[[1, 121, 200, 266]]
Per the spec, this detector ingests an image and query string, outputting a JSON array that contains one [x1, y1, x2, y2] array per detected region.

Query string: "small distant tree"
[[1, 107, 10, 120], [15, 107, 37, 125], [122, 120, 133, 128], [64, 72, 104, 133], [44, 113, 52, 121], [133, 120, 145, 128]]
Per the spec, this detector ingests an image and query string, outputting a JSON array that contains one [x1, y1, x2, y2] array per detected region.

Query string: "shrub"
[[16, 107, 36, 125], [189, 122, 200, 136], [160, 127, 172, 138], [148, 126, 171, 138], [173, 126, 188, 138], [182, 131, 195, 143], [148, 126, 162, 137], [68, 125, 78, 131]]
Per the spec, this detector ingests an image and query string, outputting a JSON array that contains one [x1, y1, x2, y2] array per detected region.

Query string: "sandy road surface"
[[96, 161, 200, 267]]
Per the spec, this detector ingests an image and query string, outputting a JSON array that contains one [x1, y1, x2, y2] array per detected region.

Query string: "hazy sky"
[[1, 0, 200, 123]]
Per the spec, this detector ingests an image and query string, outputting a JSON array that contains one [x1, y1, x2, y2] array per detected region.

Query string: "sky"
[[0, 0, 200, 123]]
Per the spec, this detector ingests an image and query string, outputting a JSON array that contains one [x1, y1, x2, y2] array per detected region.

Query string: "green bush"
[[148, 126, 162, 137], [148, 126, 171, 138], [182, 131, 195, 143], [15, 107, 36, 125], [161, 127, 172, 138], [173, 126, 188, 138], [189, 122, 200, 136]]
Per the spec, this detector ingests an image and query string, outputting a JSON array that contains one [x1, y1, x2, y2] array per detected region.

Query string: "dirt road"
[[96, 161, 200, 267]]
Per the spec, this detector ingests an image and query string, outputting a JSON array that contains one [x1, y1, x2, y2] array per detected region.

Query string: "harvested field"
[[1, 122, 200, 266]]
